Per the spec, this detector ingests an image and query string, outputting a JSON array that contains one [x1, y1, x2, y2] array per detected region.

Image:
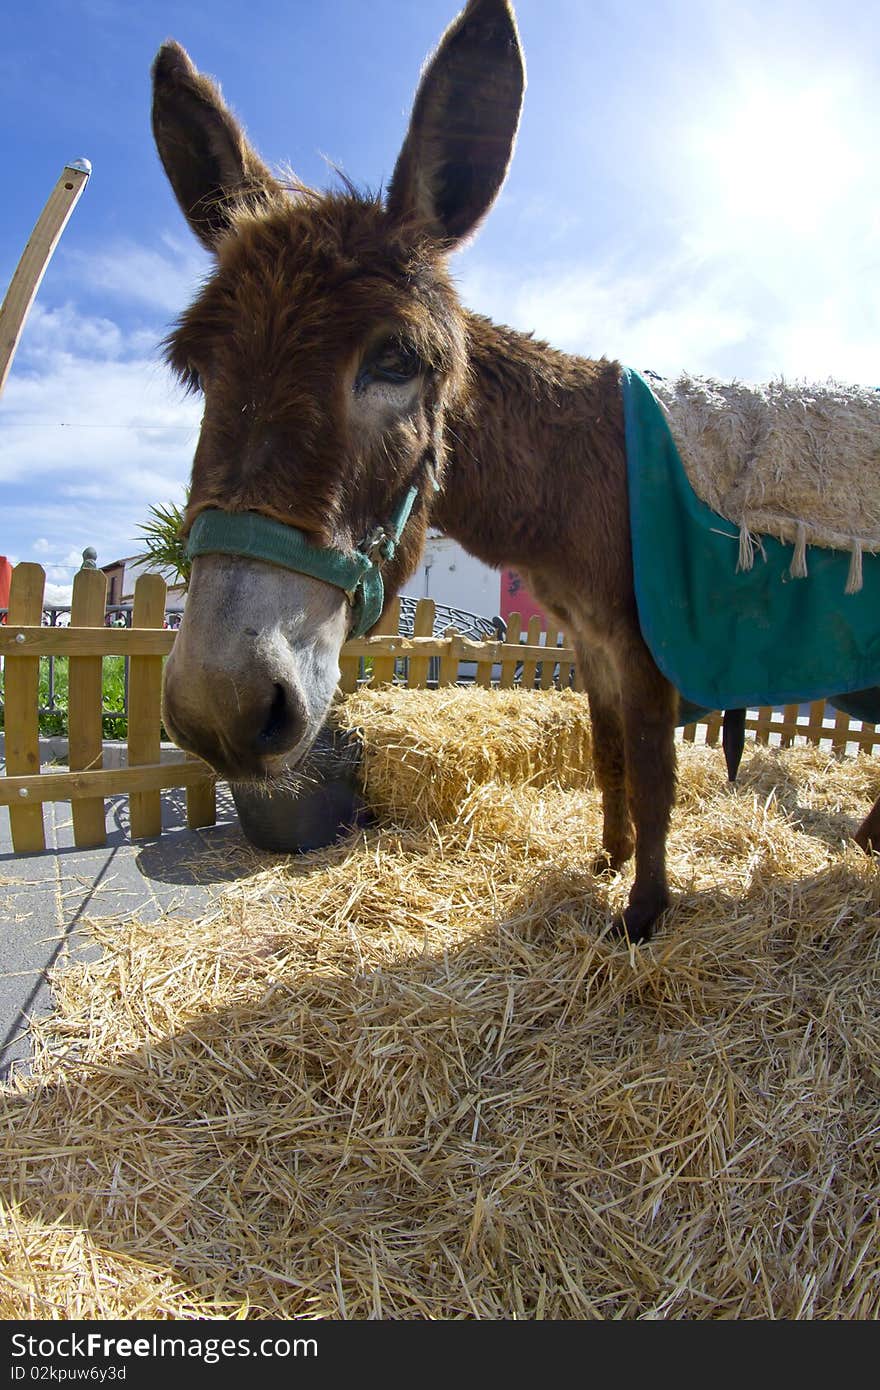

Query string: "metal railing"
[[397, 595, 504, 642]]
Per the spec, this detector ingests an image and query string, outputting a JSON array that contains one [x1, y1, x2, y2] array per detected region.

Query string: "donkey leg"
[[576, 643, 633, 872], [614, 648, 679, 944], [854, 794, 880, 853]]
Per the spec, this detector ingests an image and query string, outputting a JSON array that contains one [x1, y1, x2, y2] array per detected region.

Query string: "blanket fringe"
[[846, 538, 864, 595], [737, 519, 755, 573], [790, 521, 809, 579]]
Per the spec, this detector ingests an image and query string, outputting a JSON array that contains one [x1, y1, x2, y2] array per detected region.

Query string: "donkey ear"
[[387, 0, 525, 246], [151, 41, 279, 251]]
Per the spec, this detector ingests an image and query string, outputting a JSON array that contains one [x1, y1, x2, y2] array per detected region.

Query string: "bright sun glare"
[[696, 81, 862, 234]]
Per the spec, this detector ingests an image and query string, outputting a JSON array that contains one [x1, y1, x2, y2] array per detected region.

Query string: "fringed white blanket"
[[648, 373, 880, 593]]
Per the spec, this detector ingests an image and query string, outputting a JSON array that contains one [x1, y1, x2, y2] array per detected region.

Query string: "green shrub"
[[1, 655, 131, 739]]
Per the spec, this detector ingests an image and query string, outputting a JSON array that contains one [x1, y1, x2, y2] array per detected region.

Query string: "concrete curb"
[[0, 735, 187, 772]]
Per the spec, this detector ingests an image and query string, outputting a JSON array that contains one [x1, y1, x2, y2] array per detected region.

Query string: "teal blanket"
[[621, 368, 880, 724]]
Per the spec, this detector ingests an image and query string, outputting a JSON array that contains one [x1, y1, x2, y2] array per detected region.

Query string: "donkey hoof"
[[609, 914, 653, 945], [591, 852, 617, 878], [591, 841, 634, 877], [608, 897, 668, 945]]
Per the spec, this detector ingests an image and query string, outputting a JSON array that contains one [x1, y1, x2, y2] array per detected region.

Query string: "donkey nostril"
[[255, 680, 307, 757], [259, 683, 291, 747]]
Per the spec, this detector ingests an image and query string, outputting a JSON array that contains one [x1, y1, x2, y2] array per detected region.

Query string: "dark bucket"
[[230, 725, 368, 853]]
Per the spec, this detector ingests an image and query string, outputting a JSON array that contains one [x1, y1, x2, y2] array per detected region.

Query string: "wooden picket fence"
[[0, 564, 215, 855], [2, 561, 880, 854]]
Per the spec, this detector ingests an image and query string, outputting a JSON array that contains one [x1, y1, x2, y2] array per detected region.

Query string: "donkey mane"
[[439, 319, 627, 575]]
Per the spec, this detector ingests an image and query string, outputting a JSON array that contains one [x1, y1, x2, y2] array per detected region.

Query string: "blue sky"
[[2, 0, 878, 602]]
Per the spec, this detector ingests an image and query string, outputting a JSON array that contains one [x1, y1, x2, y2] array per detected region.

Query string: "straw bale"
[[342, 686, 593, 824], [1, 690, 879, 1319]]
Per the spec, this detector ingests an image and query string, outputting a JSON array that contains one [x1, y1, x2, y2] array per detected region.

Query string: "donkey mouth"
[[227, 740, 318, 793], [219, 725, 321, 788], [161, 704, 320, 787]]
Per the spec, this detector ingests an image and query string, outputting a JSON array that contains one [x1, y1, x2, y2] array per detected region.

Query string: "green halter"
[[185, 483, 420, 638]]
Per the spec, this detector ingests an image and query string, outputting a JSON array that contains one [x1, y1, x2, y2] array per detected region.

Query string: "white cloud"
[[65, 233, 210, 315], [1, 289, 200, 572], [457, 226, 880, 386], [452, 29, 880, 390], [20, 302, 125, 361], [1, 356, 199, 485], [457, 251, 758, 379], [42, 582, 72, 606]]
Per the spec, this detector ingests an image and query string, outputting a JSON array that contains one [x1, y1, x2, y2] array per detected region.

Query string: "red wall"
[[499, 568, 546, 635]]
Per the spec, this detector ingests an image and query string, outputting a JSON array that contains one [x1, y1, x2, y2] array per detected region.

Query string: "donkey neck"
[[434, 312, 626, 571]]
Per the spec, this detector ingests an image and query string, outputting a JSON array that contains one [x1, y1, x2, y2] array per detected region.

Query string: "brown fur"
[[166, 192, 469, 600], [152, 0, 875, 944]]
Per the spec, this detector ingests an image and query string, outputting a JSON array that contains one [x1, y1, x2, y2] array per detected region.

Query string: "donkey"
[[152, 0, 879, 944]]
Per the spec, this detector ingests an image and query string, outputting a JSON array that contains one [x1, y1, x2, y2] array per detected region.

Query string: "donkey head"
[[153, 0, 524, 782]]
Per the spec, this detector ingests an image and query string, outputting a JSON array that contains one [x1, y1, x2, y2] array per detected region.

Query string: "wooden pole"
[[0, 160, 91, 399], [519, 616, 543, 689]]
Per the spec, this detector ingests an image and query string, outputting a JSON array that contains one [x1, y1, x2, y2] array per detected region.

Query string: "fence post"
[[369, 597, 401, 687], [571, 638, 586, 692], [831, 704, 852, 755], [474, 641, 494, 688], [4, 563, 46, 852], [499, 611, 521, 689], [406, 598, 435, 688], [753, 704, 773, 746], [539, 631, 560, 690], [438, 627, 459, 687], [704, 712, 723, 747], [128, 573, 166, 838], [519, 615, 543, 689], [556, 628, 575, 690], [68, 563, 108, 847], [806, 700, 827, 748], [779, 704, 800, 750], [182, 757, 216, 829]]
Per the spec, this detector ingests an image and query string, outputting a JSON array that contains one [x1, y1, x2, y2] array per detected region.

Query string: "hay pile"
[[1, 688, 879, 1319]]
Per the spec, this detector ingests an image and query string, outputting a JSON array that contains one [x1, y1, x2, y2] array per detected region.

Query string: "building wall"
[[101, 562, 126, 607], [413, 533, 502, 619], [0, 556, 11, 610], [412, 533, 548, 633], [101, 556, 186, 608]]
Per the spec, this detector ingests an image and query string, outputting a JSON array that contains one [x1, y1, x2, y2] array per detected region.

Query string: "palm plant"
[[133, 498, 191, 588]]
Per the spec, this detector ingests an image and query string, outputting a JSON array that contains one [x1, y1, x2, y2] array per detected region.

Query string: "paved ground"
[[0, 780, 245, 1079]]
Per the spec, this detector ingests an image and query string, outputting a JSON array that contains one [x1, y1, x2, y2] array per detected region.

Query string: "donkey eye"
[[357, 341, 424, 390]]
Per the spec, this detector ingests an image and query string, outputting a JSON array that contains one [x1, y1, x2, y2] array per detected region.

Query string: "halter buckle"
[[360, 526, 397, 562]]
